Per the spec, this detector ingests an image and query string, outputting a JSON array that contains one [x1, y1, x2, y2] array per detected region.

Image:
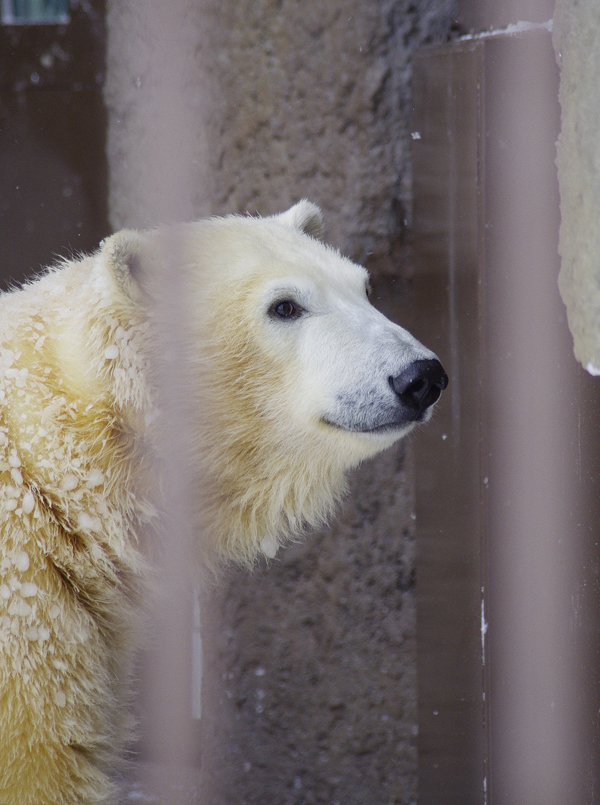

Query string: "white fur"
[[0, 202, 441, 803]]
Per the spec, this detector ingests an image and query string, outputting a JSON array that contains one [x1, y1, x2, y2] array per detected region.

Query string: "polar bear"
[[0, 201, 446, 804]]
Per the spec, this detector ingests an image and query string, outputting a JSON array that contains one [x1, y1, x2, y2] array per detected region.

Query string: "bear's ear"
[[101, 230, 147, 303], [272, 200, 324, 240]]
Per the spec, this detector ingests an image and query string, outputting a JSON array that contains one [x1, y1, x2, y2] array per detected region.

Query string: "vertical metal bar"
[[412, 41, 486, 805], [191, 586, 203, 721], [483, 30, 583, 805], [413, 26, 600, 804], [104, 2, 210, 801]]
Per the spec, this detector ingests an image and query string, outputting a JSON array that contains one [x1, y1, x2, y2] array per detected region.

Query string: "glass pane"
[[1, 0, 69, 24]]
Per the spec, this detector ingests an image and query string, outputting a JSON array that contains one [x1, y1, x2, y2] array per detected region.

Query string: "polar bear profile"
[[0, 201, 446, 803]]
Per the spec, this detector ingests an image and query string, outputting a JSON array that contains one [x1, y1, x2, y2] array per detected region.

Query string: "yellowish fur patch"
[[0, 202, 438, 802]]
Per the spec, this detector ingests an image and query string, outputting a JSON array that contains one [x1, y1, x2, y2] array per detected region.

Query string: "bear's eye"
[[270, 299, 303, 320], [365, 280, 373, 299]]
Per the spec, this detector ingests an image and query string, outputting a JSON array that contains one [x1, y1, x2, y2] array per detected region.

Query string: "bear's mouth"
[[321, 413, 426, 435]]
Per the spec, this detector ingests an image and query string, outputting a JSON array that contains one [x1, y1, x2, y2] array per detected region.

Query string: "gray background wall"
[[104, 1, 455, 803]]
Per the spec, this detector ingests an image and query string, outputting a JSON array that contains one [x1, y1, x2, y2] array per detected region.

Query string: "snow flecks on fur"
[[0, 247, 153, 805], [104, 345, 119, 360], [0, 205, 432, 803], [14, 550, 30, 571], [260, 537, 279, 558], [86, 469, 105, 488]]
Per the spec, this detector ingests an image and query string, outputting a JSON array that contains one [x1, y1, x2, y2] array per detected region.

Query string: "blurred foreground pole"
[[142, 229, 202, 802], [483, 30, 581, 805], [105, 2, 212, 802], [413, 19, 600, 805]]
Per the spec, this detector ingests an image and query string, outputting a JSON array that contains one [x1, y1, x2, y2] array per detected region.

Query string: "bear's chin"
[[320, 415, 418, 439], [317, 418, 415, 463]]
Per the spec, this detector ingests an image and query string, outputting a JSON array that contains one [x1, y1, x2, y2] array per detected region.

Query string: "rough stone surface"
[[201, 442, 418, 805], [105, 1, 455, 802], [553, 0, 600, 374], [205, 0, 456, 263], [196, 4, 454, 803]]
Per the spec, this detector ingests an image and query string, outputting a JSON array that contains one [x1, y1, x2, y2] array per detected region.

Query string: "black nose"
[[390, 359, 448, 417]]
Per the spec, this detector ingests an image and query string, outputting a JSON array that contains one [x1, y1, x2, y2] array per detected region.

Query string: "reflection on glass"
[[1, 0, 69, 24]]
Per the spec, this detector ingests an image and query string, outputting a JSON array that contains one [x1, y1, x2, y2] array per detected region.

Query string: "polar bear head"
[[104, 201, 447, 565]]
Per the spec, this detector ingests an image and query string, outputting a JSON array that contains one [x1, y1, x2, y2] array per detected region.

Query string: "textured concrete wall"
[[201, 443, 419, 805], [105, 1, 455, 803], [204, 0, 456, 261], [553, 0, 600, 375], [199, 5, 455, 803]]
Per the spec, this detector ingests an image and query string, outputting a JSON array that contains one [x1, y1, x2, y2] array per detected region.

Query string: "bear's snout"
[[390, 359, 448, 419]]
